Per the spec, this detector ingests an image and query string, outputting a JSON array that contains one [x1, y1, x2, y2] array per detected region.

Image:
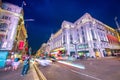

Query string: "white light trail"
[[71, 70, 102, 80], [58, 61, 85, 69], [58, 61, 102, 80]]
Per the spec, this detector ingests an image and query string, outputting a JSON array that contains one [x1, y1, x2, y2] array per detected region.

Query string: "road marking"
[[58, 61, 85, 69], [34, 64, 47, 80], [58, 61, 102, 80], [71, 70, 102, 80]]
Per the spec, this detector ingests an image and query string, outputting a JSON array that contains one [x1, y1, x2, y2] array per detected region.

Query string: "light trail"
[[58, 61, 102, 80], [58, 61, 85, 69]]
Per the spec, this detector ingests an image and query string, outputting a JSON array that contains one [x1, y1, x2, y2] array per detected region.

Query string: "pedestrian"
[[12, 58, 20, 71], [4, 58, 12, 71], [21, 56, 30, 76], [51, 56, 56, 64]]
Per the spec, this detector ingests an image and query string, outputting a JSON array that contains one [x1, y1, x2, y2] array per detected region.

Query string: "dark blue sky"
[[3, 0, 120, 51]]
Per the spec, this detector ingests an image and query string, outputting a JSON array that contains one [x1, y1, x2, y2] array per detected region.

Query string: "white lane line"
[[58, 61, 102, 80], [71, 70, 102, 80], [58, 61, 85, 69]]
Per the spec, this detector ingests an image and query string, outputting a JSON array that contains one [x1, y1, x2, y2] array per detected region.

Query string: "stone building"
[[47, 13, 120, 58]]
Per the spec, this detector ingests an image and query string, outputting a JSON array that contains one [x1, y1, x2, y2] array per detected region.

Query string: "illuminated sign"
[[18, 40, 24, 50], [107, 34, 119, 43]]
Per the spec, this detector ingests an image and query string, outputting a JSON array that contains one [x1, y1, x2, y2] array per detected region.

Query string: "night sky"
[[3, 0, 120, 51]]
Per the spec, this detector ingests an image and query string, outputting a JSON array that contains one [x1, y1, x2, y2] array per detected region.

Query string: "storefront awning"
[[107, 34, 119, 43]]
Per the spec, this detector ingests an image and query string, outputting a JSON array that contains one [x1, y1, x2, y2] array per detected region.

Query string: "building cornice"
[[52, 29, 62, 39], [0, 8, 23, 19]]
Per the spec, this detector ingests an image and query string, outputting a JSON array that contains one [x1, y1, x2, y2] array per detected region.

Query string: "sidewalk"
[[0, 63, 35, 80]]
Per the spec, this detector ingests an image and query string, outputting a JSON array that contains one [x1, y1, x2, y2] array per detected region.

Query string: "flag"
[[23, 1, 26, 6]]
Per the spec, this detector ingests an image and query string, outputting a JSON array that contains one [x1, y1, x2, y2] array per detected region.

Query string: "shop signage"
[[18, 40, 24, 50]]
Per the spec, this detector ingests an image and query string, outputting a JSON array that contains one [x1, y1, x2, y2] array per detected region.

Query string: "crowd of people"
[[4, 53, 30, 76], [4, 57, 20, 71]]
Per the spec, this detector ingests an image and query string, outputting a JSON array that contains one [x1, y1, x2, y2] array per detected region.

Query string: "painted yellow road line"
[[34, 64, 47, 80]]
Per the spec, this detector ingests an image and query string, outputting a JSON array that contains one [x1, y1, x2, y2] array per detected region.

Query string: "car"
[[35, 59, 52, 66]]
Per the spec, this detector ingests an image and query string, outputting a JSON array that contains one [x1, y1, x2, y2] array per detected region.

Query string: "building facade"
[[36, 43, 47, 57], [14, 17, 28, 55], [0, 2, 23, 50], [0, 2, 28, 67], [48, 13, 120, 58]]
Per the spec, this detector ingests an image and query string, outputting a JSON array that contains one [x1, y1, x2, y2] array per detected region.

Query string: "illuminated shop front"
[[78, 51, 90, 57], [106, 32, 120, 55], [50, 47, 66, 58]]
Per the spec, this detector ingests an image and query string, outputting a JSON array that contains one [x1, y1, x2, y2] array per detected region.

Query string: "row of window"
[[2, 15, 11, 20], [2, 4, 21, 14], [63, 29, 107, 44], [62, 30, 113, 47]]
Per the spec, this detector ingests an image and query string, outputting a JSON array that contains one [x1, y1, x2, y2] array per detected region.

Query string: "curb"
[[31, 63, 40, 80], [33, 63, 47, 80]]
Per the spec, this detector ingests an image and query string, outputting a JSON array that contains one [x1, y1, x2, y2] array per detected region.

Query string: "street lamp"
[[24, 19, 34, 55], [73, 41, 79, 56], [24, 19, 35, 22], [24, 19, 35, 29]]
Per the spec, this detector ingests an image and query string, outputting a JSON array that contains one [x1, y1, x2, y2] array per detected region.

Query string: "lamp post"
[[114, 17, 120, 31], [24, 19, 34, 56], [73, 41, 78, 56], [24, 19, 35, 22], [24, 19, 35, 30]]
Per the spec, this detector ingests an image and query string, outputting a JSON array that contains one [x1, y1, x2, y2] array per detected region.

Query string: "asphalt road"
[[38, 63, 91, 80], [38, 57, 120, 80]]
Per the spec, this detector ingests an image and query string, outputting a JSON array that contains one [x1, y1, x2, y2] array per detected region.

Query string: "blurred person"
[[21, 56, 30, 76], [12, 58, 20, 71], [50, 56, 56, 64], [4, 58, 12, 71]]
